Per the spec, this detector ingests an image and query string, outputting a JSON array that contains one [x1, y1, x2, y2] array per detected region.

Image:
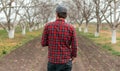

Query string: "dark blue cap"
[[56, 5, 67, 13]]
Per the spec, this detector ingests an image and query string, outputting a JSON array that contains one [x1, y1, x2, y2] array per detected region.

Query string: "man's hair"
[[57, 12, 67, 19]]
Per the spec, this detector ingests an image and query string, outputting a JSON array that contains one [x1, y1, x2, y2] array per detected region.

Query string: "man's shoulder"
[[45, 22, 54, 27], [65, 23, 74, 30]]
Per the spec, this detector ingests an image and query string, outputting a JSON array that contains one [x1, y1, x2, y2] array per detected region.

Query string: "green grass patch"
[[78, 51, 81, 55], [77, 30, 99, 40], [0, 29, 43, 57], [102, 27, 109, 30], [0, 30, 8, 39], [112, 51, 120, 56], [76, 28, 120, 56], [102, 45, 112, 51], [2, 50, 7, 55], [117, 38, 120, 40]]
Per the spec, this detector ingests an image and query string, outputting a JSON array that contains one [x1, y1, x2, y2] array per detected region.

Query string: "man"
[[41, 5, 78, 71]]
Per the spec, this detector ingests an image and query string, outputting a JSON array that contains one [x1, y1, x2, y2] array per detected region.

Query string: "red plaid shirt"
[[41, 19, 77, 64]]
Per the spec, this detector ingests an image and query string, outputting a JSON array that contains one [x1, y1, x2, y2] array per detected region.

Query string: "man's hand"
[[71, 57, 77, 64]]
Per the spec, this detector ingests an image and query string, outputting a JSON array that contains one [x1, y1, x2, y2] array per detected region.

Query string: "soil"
[[0, 35, 120, 71]]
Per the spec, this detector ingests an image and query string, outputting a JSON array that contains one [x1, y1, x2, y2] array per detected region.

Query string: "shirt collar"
[[56, 18, 65, 23]]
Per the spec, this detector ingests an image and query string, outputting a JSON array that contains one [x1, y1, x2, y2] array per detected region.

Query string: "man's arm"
[[41, 25, 48, 47], [71, 27, 78, 59]]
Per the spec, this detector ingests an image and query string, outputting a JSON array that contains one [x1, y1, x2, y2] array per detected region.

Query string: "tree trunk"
[[79, 26, 82, 32], [84, 20, 89, 33], [41, 24, 44, 28], [84, 23, 88, 33], [111, 29, 116, 44], [22, 27, 26, 35], [111, 1, 117, 44], [8, 29, 15, 39], [39, 24, 41, 29], [34, 26, 38, 30], [95, 23, 100, 37], [84, 27, 88, 33], [29, 27, 34, 32], [95, 32, 99, 37]]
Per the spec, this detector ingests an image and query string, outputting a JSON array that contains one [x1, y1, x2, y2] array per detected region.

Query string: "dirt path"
[[0, 37, 48, 71], [0, 35, 120, 71], [77, 35, 120, 71]]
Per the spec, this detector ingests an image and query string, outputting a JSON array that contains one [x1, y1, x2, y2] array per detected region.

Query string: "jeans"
[[47, 60, 72, 71]]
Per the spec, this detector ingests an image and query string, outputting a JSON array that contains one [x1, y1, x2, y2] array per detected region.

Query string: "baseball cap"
[[56, 5, 67, 13]]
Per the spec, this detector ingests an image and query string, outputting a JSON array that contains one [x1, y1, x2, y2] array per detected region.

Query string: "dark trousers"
[[47, 60, 72, 71]]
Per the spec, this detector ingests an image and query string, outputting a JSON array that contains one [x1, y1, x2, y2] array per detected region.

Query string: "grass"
[[0, 28, 43, 57], [76, 24, 120, 56]]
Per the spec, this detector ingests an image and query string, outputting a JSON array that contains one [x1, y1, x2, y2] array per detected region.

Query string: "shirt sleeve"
[[71, 27, 78, 58], [41, 25, 48, 47]]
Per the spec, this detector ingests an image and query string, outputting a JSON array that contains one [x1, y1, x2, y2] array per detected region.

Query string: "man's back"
[[41, 19, 77, 64], [41, 5, 77, 71]]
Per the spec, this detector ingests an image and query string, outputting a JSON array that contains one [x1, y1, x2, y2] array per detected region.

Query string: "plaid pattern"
[[41, 19, 77, 64]]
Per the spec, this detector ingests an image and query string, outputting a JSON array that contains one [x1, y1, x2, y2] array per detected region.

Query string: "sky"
[[0, 0, 120, 23], [0, 0, 70, 22]]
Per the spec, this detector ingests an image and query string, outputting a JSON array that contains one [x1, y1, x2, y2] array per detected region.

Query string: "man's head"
[[56, 5, 67, 19]]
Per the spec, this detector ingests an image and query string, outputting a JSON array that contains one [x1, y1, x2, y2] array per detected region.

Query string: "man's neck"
[[57, 18, 65, 20]]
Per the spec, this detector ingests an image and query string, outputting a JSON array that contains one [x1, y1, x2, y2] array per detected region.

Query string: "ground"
[[0, 34, 120, 71]]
